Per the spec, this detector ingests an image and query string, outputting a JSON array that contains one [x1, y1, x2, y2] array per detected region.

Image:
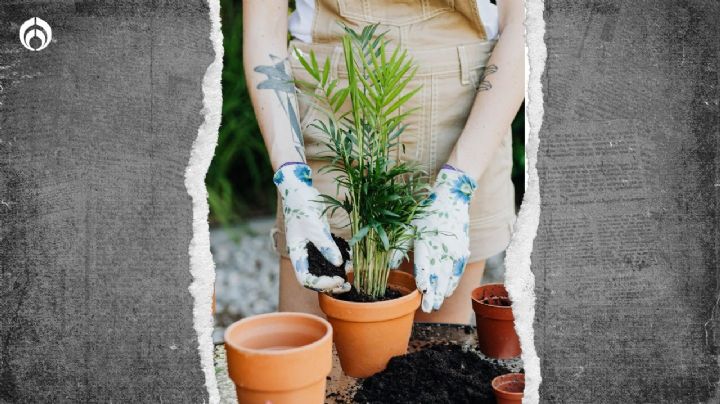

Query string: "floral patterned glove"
[[411, 165, 477, 312], [273, 162, 351, 294]]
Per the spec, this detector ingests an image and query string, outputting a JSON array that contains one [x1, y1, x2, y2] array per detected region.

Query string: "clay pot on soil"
[[492, 373, 525, 404], [318, 270, 421, 378], [224, 312, 333, 404], [471, 283, 521, 359]]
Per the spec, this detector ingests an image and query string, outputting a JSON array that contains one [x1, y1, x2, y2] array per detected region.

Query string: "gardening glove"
[[411, 165, 477, 312], [273, 162, 351, 294]]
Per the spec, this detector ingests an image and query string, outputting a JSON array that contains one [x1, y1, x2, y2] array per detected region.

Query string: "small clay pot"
[[471, 283, 521, 359], [224, 312, 332, 404], [318, 270, 421, 378], [492, 373, 525, 404]]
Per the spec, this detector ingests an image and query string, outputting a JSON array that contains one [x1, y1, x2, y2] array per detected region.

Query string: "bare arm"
[[243, 0, 304, 170], [446, 0, 525, 179], [243, 1, 350, 293]]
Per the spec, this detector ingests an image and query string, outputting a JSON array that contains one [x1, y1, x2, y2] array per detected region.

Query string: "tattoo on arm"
[[254, 54, 306, 162], [477, 64, 498, 92]]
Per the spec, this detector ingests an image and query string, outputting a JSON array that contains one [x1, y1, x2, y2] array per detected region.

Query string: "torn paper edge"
[[505, 0, 545, 403], [186, 0, 223, 402]]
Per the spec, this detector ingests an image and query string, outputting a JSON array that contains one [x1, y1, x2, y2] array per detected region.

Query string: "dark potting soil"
[[481, 296, 512, 307], [499, 380, 524, 393], [306, 234, 350, 280], [335, 285, 403, 303], [354, 344, 514, 404]]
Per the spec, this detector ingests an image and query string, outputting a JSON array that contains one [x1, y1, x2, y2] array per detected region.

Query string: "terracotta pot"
[[471, 283, 521, 359], [492, 373, 525, 404], [318, 270, 421, 378], [224, 312, 332, 404]]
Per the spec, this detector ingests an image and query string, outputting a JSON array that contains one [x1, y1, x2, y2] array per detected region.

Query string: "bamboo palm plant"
[[295, 25, 429, 299]]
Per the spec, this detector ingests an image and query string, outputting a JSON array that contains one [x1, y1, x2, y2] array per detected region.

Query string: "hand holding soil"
[[273, 163, 351, 294], [306, 233, 351, 281]]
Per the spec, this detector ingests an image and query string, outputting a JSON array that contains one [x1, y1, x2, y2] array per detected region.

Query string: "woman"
[[243, 0, 524, 324]]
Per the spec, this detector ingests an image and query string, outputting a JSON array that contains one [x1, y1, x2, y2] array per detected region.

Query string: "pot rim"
[[321, 286, 417, 305], [491, 373, 525, 398], [471, 283, 515, 320], [319, 270, 421, 322], [471, 283, 509, 303], [324, 270, 417, 307], [319, 288, 420, 309], [224, 312, 332, 356]]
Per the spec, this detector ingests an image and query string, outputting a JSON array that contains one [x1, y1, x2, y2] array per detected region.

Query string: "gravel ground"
[[211, 217, 506, 343], [211, 218, 279, 343]]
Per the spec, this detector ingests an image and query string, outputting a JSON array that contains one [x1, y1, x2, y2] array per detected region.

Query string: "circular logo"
[[19, 17, 52, 51]]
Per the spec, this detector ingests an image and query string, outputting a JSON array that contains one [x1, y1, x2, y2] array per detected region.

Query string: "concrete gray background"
[[0, 1, 212, 402], [535, 0, 719, 402]]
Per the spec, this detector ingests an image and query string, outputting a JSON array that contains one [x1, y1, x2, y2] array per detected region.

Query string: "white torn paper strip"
[[187, 0, 223, 402], [504, 1, 545, 403]]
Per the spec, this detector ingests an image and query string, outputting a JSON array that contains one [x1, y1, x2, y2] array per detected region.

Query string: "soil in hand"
[[335, 285, 403, 303], [480, 296, 512, 307], [354, 344, 514, 404], [306, 234, 350, 280]]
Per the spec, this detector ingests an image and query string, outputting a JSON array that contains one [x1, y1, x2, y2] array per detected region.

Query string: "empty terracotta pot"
[[492, 373, 525, 404], [318, 270, 421, 378], [471, 283, 521, 359], [224, 312, 332, 404]]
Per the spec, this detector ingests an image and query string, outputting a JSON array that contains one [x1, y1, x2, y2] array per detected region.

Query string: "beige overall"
[[275, 0, 516, 263]]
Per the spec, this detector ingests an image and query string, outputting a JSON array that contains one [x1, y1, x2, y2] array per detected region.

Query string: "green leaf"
[[381, 209, 400, 218], [295, 48, 320, 82], [321, 56, 330, 87], [376, 225, 390, 251], [383, 72, 419, 107], [350, 226, 370, 245], [310, 51, 319, 76], [385, 86, 422, 116], [331, 88, 350, 112], [326, 79, 338, 96]]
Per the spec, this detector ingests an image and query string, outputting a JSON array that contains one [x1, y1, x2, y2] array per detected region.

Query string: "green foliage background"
[[207, 0, 525, 225]]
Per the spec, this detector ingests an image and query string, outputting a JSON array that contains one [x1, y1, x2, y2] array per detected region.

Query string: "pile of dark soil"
[[354, 344, 514, 404], [336, 286, 403, 303], [306, 234, 350, 280]]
